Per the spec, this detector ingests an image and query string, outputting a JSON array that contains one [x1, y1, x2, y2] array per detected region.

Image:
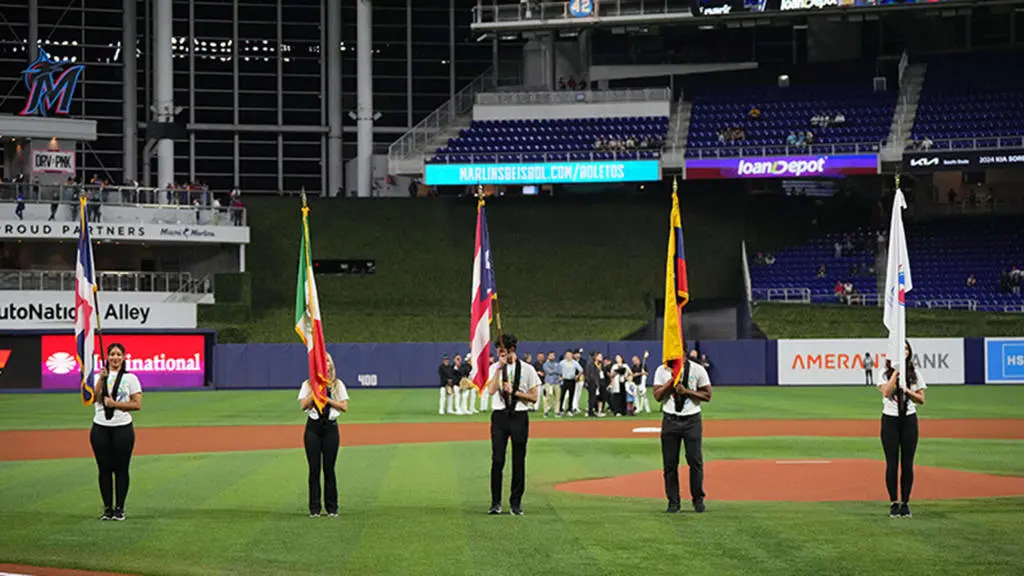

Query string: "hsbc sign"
[[778, 338, 965, 385]]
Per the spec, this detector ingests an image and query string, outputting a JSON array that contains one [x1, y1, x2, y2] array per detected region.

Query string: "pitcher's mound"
[[555, 459, 1024, 502]]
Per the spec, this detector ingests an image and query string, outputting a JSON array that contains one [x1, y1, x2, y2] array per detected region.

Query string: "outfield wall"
[[2, 333, 1015, 391], [211, 337, 1005, 390]]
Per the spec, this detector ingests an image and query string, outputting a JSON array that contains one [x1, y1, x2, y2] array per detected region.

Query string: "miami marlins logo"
[[20, 49, 85, 117]]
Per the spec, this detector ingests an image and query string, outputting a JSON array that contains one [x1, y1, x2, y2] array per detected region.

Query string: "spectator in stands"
[[557, 77, 566, 90], [920, 136, 933, 150], [1011, 267, 1022, 295], [230, 190, 244, 226], [577, 77, 588, 90], [833, 112, 846, 125], [999, 270, 1012, 294], [965, 274, 977, 288], [14, 190, 25, 220], [817, 264, 827, 278], [764, 253, 776, 265], [748, 106, 761, 120], [843, 281, 855, 298], [786, 132, 799, 147], [717, 130, 727, 145], [844, 235, 855, 254], [834, 241, 843, 259], [805, 131, 815, 145], [48, 187, 59, 221]]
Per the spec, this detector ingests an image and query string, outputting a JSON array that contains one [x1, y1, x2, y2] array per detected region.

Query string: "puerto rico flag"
[[662, 184, 690, 386], [75, 196, 98, 405], [294, 203, 330, 412], [469, 200, 497, 394], [883, 188, 912, 389]]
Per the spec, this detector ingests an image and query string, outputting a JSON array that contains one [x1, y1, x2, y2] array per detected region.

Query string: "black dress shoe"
[[665, 504, 681, 513], [693, 500, 706, 513]]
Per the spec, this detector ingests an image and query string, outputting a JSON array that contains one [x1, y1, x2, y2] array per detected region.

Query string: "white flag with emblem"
[[883, 188, 912, 389]]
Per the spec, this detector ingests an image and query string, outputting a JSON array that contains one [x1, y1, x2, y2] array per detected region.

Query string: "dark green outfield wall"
[[244, 188, 750, 322]]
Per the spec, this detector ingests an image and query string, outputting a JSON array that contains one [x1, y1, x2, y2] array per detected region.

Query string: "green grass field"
[[1, 387, 1023, 576]]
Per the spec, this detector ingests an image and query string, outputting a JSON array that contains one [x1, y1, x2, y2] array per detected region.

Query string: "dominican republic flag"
[[662, 183, 690, 386], [294, 202, 330, 412], [75, 196, 98, 405], [469, 199, 497, 394], [883, 188, 912, 390]]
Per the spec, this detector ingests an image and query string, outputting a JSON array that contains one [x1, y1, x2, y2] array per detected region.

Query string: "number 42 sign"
[[569, 0, 594, 18]]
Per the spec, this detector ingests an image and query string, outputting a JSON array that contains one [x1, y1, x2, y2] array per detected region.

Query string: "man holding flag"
[[652, 179, 713, 514]]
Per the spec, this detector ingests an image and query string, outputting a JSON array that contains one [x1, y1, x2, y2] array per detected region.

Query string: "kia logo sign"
[[909, 157, 939, 167]]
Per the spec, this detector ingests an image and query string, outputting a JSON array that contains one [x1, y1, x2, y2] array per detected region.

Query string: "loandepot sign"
[[20, 49, 85, 116]]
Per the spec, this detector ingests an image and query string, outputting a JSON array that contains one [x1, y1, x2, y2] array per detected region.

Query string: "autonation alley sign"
[[0, 292, 197, 329]]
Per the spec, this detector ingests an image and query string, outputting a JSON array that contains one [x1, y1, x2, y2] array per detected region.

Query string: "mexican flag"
[[295, 204, 330, 411]]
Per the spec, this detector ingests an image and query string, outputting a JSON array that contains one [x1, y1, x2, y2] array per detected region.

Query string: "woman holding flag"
[[294, 192, 349, 517], [90, 343, 143, 521], [877, 341, 925, 518], [298, 353, 349, 517]]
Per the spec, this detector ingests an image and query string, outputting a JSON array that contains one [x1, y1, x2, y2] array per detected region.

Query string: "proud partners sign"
[[777, 338, 965, 385]]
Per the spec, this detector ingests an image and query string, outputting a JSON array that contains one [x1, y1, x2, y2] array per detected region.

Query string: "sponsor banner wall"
[[42, 333, 206, 389], [0, 291, 196, 329], [984, 337, 1024, 384], [0, 220, 250, 245], [213, 340, 770, 390], [903, 148, 1024, 172], [685, 154, 878, 180], [424, 160, 661, 186], [778, 338, 965, 385], [0, 335, 43, 389]]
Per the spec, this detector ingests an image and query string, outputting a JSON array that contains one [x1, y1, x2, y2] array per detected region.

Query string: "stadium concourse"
[[2, 0, 1024, 575]]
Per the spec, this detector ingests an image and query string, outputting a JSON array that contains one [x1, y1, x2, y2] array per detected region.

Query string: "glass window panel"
[[194, 107, 232, 124], [193, 2, 234, 22], [194, 69, 235, 89], [84, 81, 122, 101], [238, 107, 277, 125], [281, 143, 321, 160], [239, 174, 276, 191], [281, 108, 321, 126], [238, 91, 276, 108], [283, 175, 320, 193], [283, 159, 320, 176], [239, 157, 276, 173], [238, 73, 277, 92], [194, 88, 234, 108], [193, 158, 234, 176]]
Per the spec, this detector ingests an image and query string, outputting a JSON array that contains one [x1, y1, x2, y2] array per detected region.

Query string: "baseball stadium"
[[1, 1, 1024, 575]]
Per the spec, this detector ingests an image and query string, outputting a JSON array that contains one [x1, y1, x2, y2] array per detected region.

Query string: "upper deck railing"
[[0, 269, 212, 294], [905, 135, 1024, 152], [0, 182, 247, 226], [474, 87, 671, 106]]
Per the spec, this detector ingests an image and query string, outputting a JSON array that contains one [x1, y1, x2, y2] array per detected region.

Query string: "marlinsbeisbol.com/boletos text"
[[456, 163, 627, 182]]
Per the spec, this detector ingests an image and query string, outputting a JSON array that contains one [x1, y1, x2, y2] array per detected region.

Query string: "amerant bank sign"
[[778, 338, 964, 385]]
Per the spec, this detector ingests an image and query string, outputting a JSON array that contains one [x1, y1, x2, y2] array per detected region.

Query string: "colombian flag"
[[662, 179, 689, 385]]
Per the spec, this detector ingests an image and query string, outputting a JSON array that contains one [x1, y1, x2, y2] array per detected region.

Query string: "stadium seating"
[[909, 51, 1024, 148], [685, 86, 895, 158], [751, 225, 1024, 312], [428, 116, 669, 164]]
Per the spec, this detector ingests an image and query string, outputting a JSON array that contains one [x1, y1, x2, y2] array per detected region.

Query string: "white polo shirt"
[[876, 371, 927, 417], [654, 361, 711, 417], [489, 360, 541, 412], [93, 371, 142, 427], [298, 379, 350, 421]]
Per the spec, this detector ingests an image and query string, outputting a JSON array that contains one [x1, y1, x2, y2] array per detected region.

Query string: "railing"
[[471, 0, 693, 25], [0, 183, 247, 226], [753, 287, 811, 304], [686, 141, 882, 159], [920, 299, 978, 311], [388, 67, 497, 164], [842, 293, 881, 307], [426, 148, 663, 164], [905, 135, 1024, 152], [1003, 305, 1024, 313], [475, 87, 671, 106], [0, 270, 212, 294]]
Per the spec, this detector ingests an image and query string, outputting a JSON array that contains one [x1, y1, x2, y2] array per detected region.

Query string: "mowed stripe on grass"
[[2, 418, 1023, 461]]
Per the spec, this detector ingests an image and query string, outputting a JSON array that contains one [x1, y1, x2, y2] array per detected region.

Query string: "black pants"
[[561, 379, 576, 413], [490, 410, 529, 508], [304, 418, 340, 514], [90, 423, 135, 511], [865, 370, 873, 386], [881, 414, 919, 503], [586, 381, 599, 416], [661, 413, 705, 507]]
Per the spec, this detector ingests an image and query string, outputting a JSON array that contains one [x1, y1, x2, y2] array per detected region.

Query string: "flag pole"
[[477, 184, 503, 336], [82, 196, 106, 403]]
